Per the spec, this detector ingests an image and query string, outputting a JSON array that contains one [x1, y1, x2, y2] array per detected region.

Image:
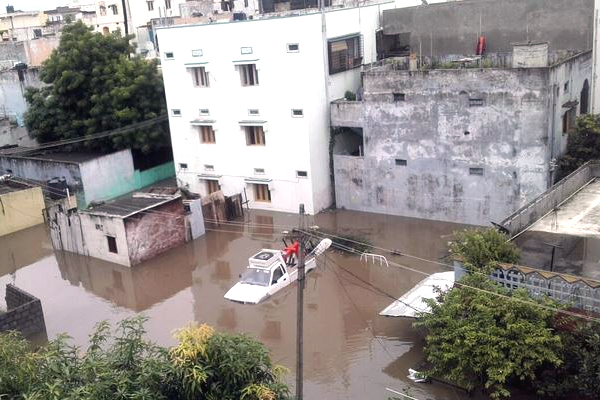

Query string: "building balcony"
[[330, 99, 363, 128]]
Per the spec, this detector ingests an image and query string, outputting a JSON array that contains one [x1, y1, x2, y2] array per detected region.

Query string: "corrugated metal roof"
[[379, 271, 454, 318], [82, 194, 181, 218]]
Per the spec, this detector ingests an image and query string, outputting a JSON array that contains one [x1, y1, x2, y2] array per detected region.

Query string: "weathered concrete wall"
[[47, 196, 86, 256], [0, 155, 82, 191], [0, 38, 59, 68], [501, 161, 599, 236], [0, 121, 37, 147], [0, 284, 46, 337], [79, 212, 131, 266], [125, 199, 187, 265], [78, 150, 136, 206], [0, 185, 45, 237], [47, 197, 132, 266], [0, 42, 27, 67], [547, 52, 593, 163], [333, 67, 550, 226], [382, 0, 594, 56], [24, 37, 60, 67], [0, 68, 42, 119]]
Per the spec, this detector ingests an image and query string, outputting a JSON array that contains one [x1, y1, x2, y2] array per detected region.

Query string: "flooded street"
[[1, 210, 485, 400]]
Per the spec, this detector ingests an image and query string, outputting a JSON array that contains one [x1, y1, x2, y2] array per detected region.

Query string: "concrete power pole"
[[295, 204, 305, 400]]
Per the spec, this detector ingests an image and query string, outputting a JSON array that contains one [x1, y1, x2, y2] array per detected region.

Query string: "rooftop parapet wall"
[[501, 161, 600, 237], [381, 0, 594, 57]]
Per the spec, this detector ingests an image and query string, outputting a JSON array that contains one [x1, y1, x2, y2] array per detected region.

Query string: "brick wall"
[[0, 284, 46, 337]]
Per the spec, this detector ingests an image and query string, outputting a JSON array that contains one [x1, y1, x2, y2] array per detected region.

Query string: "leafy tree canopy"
[[414, 274, 562, 399], [557, 114, 600, 180], [0, 317, 290, 400], [24, 21, 169, 154], [448, 228, 520, 274], [534, 319, 600, 399]]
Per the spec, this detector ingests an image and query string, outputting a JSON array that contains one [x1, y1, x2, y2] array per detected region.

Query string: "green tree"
[[448, 228, 520, 274], [170, 324, 289, 400], [0, 317, 289, 400], [24, 21, 169, 154], [535, 320, 600, 399], [414, 274, 562, 399], [557, 114, 600, 180]]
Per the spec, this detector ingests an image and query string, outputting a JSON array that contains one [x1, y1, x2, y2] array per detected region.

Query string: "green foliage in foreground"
[[415, 274, 562, 399], [448, 228, 520, 274], [0, 317, 289, 400]]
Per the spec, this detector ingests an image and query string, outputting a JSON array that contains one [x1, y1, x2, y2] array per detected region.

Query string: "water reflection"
[[0, 209, 490, 400], [0, 224, 52, 278]]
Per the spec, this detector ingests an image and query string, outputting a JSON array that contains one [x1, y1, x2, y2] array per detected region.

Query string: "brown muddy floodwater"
[[1, 209, 492, 400]]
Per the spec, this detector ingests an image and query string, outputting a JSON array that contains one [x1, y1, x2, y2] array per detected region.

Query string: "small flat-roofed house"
[[47, 188, 204, 266]]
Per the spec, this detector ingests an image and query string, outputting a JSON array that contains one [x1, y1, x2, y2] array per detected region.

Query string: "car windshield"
[[240, 268, 271, 286]]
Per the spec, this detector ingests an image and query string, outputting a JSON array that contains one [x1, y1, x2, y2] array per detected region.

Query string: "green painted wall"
[[134, 161, 176, 190]]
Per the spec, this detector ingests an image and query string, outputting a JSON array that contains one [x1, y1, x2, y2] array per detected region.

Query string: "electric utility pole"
[[295, 204, 305, 400]]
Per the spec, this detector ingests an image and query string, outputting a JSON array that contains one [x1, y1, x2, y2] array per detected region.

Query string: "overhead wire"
[[19, 175, 600, 317], [7, 115, 168, 155], [23, 178, 600, 319], [304, 229, 600, 324], [323, 254, 397, 361], [9, 176, 600, 322]]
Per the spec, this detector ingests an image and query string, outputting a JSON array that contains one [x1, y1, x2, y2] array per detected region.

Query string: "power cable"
[[324, 254, 396, 361], [303, 230, 600, 324], [10, 177, 600, 322], [22, 176, 600, 311], [8, 115, 168, 155]]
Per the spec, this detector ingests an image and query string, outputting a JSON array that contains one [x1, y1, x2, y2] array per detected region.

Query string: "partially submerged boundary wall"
[[0, 284, 46, 337], [454, 260, 600, 313], [501, 161, 600, 236]]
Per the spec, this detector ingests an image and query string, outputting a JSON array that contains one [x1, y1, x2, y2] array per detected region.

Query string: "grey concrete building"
[[380, 0, 594, 60], [331, 0, 594, 226]]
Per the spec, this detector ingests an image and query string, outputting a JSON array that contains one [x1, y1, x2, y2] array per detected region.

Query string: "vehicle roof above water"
[[248, 249, 284, 269]]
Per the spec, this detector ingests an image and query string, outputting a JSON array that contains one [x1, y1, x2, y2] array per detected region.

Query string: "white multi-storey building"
[[157, 1, 395, 214]]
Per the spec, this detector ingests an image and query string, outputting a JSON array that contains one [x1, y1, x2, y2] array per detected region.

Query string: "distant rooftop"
[[503, 162, 600, 281], [83, 192, 181, 218], [156, 0, 392, 30], [6, 152, 111, 163], [527, 179, 600, 239], [0, 178, 35, 195]]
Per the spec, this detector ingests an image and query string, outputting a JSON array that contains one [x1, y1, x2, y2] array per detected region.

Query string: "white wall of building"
[[94, 0, 125, 33], [79, 149, 136, 205], [158, 2, 393, 214], [80, 213, 131, 266], [128, 0, 187, 29]]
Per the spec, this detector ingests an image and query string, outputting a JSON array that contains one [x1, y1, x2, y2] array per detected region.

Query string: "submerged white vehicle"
[[224, 238, 332, 304]]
